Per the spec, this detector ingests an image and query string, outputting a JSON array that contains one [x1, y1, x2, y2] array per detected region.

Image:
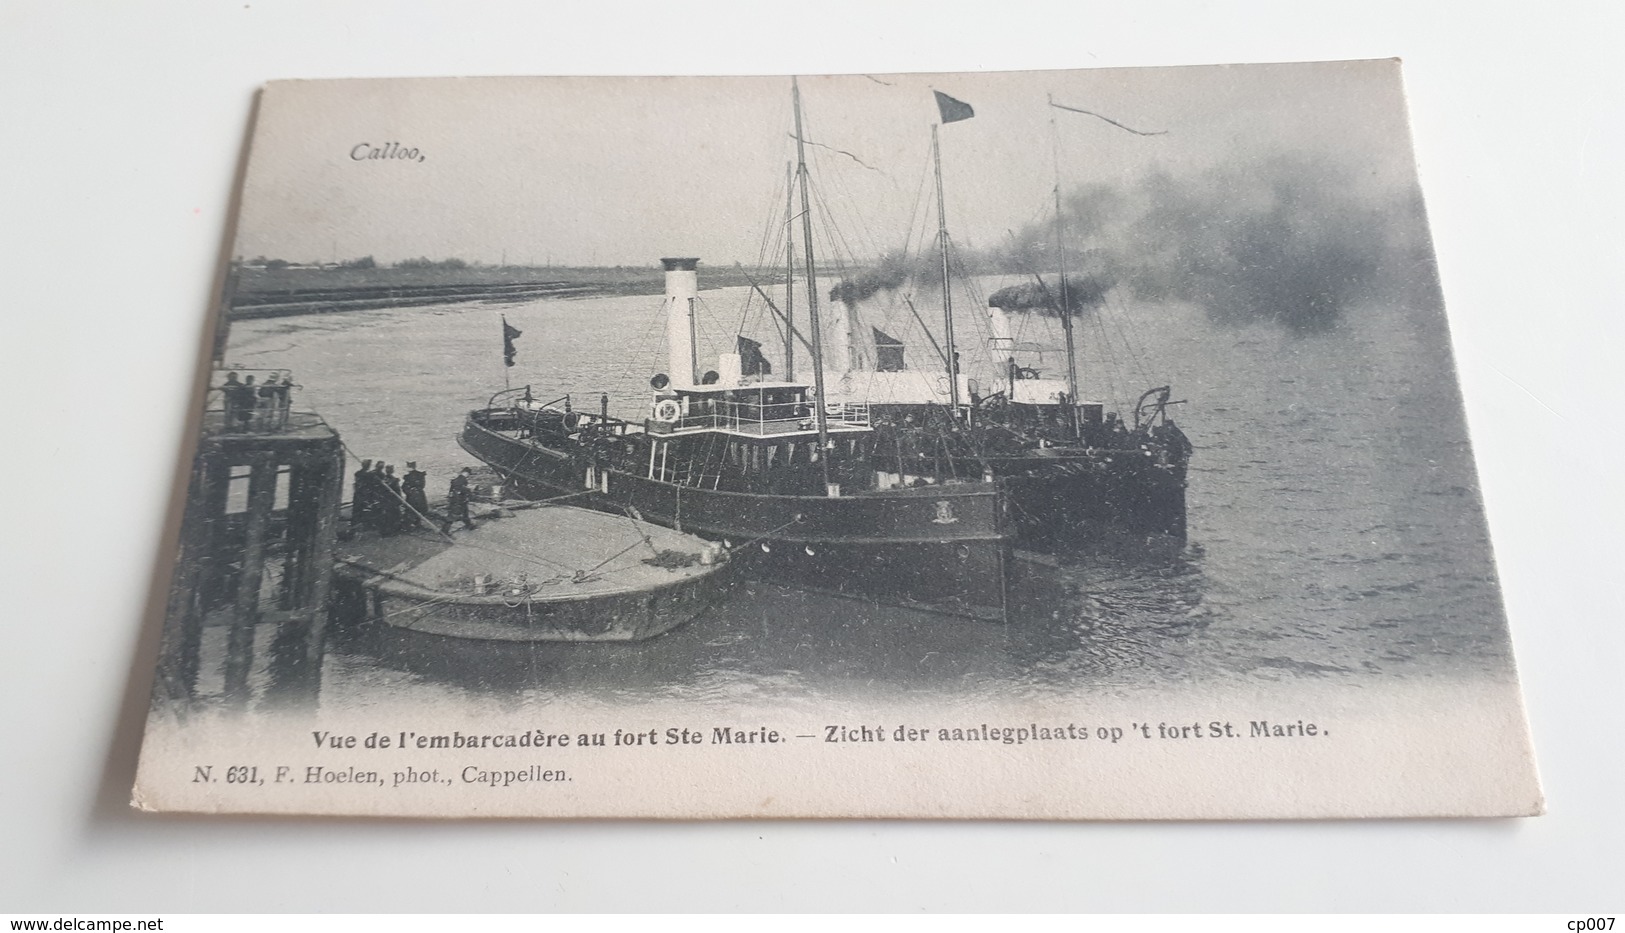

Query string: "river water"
[[220, 279, 1517, 708]]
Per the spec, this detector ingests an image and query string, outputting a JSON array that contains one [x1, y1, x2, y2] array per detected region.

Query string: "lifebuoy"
[[653, 399, 682, 423], [824, 401, 845, 416], [1017, 367, 1040, 380]]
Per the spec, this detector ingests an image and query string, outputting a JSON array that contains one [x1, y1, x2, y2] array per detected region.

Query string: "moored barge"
[[333, 501, 732, 652]]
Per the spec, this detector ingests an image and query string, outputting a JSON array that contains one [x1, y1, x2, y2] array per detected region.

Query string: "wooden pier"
[[156, 404, 344, 707]]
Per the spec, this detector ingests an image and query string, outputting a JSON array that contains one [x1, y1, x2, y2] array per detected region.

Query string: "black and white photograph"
[[131, 63, 1540, 820]]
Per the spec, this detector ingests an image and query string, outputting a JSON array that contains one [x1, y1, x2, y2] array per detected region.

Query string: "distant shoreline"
[[229, 264, 763, 319]]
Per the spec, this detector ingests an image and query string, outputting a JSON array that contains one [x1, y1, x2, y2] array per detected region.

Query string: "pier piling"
[[157, 375, 344, 708]]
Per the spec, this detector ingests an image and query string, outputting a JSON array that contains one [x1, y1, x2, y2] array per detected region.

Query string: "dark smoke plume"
[[987, 276, 1112, 316], [829, 251, 916, 308], [989, 153, 1436, 334]]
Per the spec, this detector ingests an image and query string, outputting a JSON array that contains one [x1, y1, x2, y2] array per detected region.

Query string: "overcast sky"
[[235, 60, 1419, 268]]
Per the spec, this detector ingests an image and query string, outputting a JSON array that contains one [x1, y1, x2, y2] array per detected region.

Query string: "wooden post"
[[282, 461, 308, 610], [157, 457, 209, 701], [197, 452, 231, 605], [225, 453, 277, 701], [298, 446, 344, 696]]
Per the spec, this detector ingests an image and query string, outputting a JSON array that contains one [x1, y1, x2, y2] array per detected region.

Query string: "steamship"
[[460, 81, 1035, 619], [813, 94, 1192, 551], [831, 307, 1192, 549], [459, 259, 1014, 620]]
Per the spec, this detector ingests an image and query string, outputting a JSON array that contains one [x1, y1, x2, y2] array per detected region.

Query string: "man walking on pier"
[[351, 459, 373, 531], [402, 461, 429, 528], [367, 461, 388, 532], [442, 467, 476, 534], [379, 464, 403, 535]]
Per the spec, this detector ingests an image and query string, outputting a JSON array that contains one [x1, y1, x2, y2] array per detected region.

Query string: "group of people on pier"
[[350, 460, 428, 536], [350, 460, 478, 537], [220, 371, 296, 433]]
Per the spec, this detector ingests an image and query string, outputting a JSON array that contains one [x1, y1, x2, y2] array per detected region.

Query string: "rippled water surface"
[[222, 281, 1515, 707]]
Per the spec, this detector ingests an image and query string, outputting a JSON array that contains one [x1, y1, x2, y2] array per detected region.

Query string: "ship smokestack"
[[662, 258, 700, 389]]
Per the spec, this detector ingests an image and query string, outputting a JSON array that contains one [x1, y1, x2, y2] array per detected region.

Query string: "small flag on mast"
[[737, 335, 772, 376], [933, 91, 975, 124], [502, 316, 522, 367], [872, 326, 905, 372]]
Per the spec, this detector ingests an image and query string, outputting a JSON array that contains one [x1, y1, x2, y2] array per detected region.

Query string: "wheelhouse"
[[644, 383, 869, 438], [640, 384, 873, 493]]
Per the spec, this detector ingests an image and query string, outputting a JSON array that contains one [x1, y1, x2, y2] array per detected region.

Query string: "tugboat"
[[459, 257, 1015, 621], [819, 91, 1193, 550], [967, 284, 1191, 547], [846, 289, 1193, 549], [460, 80, 1017, 621]]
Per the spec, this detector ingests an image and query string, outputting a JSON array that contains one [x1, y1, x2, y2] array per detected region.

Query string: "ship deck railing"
[[647, 399, 870, 438], [201, 408, 332, 440]]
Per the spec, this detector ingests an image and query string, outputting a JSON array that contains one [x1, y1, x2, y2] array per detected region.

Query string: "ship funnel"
[[662, 258, 700, 389], [989, 303, 1014, 353]]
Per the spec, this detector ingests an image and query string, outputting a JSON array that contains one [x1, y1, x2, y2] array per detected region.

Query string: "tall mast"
[[931, 124, 961, 413], [1049, 95, 1082, 438], [784, 161, 796, 381], [792, 77, 833, 481]]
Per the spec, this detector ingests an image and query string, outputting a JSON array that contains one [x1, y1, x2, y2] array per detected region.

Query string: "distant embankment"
[[230, 281, 607, 319], [227, 265, 760, 319]]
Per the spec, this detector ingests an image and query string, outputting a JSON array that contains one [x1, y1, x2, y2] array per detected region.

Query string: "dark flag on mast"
[[737, 335, 772, 376], [933, 91, 975, 124], [873, 327, 905, 372], [502, 316, 522, 367]]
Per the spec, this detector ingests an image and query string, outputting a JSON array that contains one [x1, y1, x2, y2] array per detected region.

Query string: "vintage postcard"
[[132, 61, 1541, 819]]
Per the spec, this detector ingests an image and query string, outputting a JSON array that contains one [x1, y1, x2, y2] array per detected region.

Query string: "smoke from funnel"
[[987, 152, 1436, 334], [828, 250, 915, 309], [988, 276, 1113, 316]]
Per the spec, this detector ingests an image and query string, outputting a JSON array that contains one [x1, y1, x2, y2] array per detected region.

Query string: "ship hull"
[[989, 450, 1188, 547], [458, 412, 1014, 620], [867, 417, 1190, 550], [728, 537, 1011, 622]]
